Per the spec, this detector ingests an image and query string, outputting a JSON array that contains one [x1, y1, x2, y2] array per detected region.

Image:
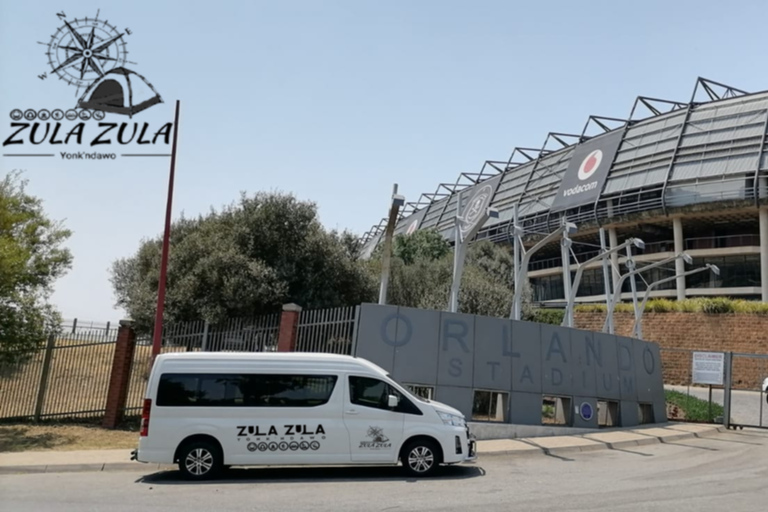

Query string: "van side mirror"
[[387, 395, 399, 408]]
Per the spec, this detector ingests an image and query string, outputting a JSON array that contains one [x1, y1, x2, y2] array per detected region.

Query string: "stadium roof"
[[360, 77, 767, 257]]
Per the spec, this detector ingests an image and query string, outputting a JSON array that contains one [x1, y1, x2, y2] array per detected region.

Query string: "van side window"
[[157, 374, 337, 407], [348, 376, 422, 415]]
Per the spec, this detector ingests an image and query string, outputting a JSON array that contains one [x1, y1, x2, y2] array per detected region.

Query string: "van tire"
[[177, 440, 223, 480], [401, 439, 441, 477]]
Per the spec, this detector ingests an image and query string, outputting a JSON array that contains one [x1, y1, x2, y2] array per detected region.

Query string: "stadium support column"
[[761, 207, 768, 302], [673, 217, 686, 301]]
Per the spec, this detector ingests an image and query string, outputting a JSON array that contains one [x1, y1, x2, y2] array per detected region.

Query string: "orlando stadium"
[[360, 77, 768, 307]]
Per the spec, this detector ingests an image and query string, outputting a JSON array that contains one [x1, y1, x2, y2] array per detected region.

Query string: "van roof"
[[153, 351, 389, 375]]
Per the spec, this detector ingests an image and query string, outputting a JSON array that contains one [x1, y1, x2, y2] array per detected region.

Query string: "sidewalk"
[[0, 423, 725, 475]]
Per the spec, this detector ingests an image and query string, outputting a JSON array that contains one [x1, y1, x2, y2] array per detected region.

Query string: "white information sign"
[[692, 351, 724, 386]]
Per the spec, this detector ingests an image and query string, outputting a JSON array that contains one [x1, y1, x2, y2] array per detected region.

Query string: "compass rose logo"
[[39, 10, 162, 117]]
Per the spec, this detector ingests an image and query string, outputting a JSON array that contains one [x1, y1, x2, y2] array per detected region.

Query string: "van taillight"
[[140, 399, 151, 437]]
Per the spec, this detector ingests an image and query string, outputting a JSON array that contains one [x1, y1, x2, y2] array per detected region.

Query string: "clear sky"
[[1, 0, 767, 324]]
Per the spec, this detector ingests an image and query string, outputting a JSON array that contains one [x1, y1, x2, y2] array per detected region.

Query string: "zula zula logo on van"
[[3, 9, 171, 159], [359, 426, 391, 449]]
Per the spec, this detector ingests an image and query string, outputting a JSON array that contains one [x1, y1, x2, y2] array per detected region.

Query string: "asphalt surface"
[[667, 385, 768, 427], [2, 429, 768, 511]]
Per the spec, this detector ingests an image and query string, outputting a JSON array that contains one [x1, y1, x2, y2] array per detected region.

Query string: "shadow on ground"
[[0, 426, 72, 452], [137, 464, 485, 485]]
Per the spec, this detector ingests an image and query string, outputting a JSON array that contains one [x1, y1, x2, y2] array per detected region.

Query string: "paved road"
[[3, 429, 768, 511], [667, 385, 768, 427]]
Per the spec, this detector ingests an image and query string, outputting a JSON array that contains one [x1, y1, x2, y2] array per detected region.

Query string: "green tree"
[[0, 171, 72, 365], [371, 229, 527, 318], [111, 192, 377, 332]]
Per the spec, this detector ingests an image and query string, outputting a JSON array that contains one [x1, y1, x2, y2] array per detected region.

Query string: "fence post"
[[350, 305, 361, 356], [33, 334, 56, 421], [723, 351, 733, 429], [102, 319, 137, 429], [201, 320, 210, 351], [277, 303, 302, 352]]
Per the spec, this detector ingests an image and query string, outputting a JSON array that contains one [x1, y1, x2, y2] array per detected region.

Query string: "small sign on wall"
[[692, 352, 725, 386]]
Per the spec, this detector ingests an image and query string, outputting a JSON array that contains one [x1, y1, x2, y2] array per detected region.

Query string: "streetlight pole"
[[151, 100, 181, 363], [562, 237, 645, 327], [603, 252, 693, 333], [599, 229, 614, 333], [510, 218, 578, 320], [632, 264, 720, 338]]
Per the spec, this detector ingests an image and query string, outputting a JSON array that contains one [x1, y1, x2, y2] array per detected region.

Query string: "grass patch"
[[0, 422, 139, 452], [665, 390, 724, 422]]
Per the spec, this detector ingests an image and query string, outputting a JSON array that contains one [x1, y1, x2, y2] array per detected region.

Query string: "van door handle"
[[346, 409, 359, 415]]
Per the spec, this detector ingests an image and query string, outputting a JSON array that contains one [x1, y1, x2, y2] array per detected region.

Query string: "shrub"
[[529, 309, 565, 325], [647, 298, 674, 313], [574, 297, 768, 315], [700, 297, 734, 314]]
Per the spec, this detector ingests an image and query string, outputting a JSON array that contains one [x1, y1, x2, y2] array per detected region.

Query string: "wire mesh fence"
[[728, 353, 768, 428], [295, 306, 358, 354], [661, 348, 724, 424]]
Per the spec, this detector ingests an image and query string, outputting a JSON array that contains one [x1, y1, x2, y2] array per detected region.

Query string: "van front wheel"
[[178, 441, 222, 480], [401, 439, 441, 477]]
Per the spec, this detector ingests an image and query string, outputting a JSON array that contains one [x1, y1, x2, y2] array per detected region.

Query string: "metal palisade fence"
[[1, 306, 358, 421], [295, 306, 358, 355], [0, 324, 118, 421], [124, 313, 282, 414]]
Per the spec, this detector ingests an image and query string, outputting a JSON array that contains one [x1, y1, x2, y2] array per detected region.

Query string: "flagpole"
[[151, 100, 180, 363]]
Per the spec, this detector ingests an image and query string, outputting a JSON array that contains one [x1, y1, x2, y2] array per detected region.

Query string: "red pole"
[[151, 100, 181, 362]]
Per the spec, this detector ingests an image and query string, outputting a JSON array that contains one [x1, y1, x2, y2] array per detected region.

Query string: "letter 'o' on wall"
[[381, 313, 413, 347]]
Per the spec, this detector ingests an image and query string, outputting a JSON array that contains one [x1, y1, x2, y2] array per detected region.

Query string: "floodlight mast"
[[511, 217, 577, 320], [602, 252, 692, 333], [562, 237, 645, 327], [632, 264, 720, 338]]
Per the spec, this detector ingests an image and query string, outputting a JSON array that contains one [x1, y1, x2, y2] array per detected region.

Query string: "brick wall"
[[574, 312, 768, 390]]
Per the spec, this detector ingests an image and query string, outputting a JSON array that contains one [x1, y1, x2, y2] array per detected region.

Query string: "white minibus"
[[132, 352, 476, 479]]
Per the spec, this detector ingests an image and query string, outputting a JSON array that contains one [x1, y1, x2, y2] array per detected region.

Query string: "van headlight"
[[438, 412, 466, 427]]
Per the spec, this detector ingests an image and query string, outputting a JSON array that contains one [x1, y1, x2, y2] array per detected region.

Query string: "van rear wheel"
[[178, 441, 222, 480], [401, 439, 441, 477]]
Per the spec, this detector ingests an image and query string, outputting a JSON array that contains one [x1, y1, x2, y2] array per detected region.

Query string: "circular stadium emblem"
[[459, 184, 493, 241], [580, 402, 594, 421], [247, 442, 258, 452], [577, 149, 603, 181]]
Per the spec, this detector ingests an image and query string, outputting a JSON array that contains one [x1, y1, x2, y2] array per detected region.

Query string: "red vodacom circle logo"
[[578, 149, 603, 181]]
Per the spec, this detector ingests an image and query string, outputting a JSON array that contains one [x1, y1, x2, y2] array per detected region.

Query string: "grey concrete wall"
[[353, 303, 667, 428]]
